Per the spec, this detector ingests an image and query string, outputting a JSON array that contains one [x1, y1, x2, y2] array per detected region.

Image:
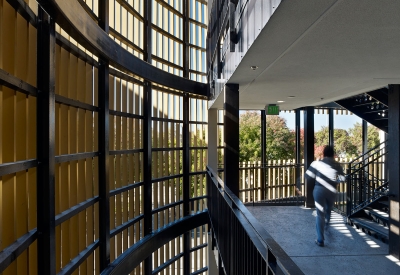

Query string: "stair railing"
[[346, 140, 388, 216]]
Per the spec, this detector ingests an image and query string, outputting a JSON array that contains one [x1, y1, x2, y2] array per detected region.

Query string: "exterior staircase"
[[345, 141, 390, 242], [348, 190, 389, 243], [336, 87, 388, 132]]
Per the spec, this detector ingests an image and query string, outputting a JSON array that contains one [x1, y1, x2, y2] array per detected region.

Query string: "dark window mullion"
[[183, 93, 190, 275], [143, 0, 153, 274], [98, 0, 110, 271], [36, 7, 56, 275]]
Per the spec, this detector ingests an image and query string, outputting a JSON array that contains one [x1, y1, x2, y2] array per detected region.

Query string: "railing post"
[[346, 168, 352, 217], [362, 120, 368, 203], [253, 163, 255, 206]]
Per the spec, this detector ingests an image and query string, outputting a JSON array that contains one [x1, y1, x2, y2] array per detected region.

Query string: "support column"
[[388, 84, 400, 259], [208, 108, 218, 172], [362, 120, 368, 154], [98, 0, 110, 271], [328, 109, 334, 148], [304, 107, 315, 208], [261, 110, 266, 200], [224, 84, 239, 196], [37, 7, 56, 275], [295, 109, 301, 192]]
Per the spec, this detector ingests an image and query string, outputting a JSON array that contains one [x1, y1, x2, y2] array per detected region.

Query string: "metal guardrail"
[[207, 166, 304, 275], [346, 141, 388, 216], [237, 161, 303, 203]]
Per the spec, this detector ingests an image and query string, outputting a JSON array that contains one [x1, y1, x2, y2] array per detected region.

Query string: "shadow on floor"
[[247, 205, 400, 275]]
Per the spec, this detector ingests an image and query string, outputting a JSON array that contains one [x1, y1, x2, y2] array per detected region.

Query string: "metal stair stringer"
[[335, 87, 388, 133]]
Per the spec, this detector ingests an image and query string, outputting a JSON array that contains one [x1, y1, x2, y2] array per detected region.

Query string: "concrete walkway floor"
[[247, 205, 400, 275]]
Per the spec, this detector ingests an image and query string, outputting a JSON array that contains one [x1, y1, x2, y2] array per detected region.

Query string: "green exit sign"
[[267, 105, 280, 115]]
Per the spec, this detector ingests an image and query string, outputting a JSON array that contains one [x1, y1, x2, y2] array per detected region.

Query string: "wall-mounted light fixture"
[[250, 66, 258, 70]]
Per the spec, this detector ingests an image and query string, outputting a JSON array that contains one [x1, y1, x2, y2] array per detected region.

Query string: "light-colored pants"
[[313, 185, 336, 243]]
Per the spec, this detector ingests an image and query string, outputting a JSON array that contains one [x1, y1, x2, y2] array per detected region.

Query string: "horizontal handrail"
[[0, 159, 38, 177], [348, 140, 387, 167], [0, 230, 38, 273], [101, 211, 209, 275], [375, 181, 389, 193]]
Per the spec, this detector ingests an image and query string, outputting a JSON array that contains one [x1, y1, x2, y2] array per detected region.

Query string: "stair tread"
[[364, 207, 389, 219], [351, 217, 389, 236], [378, 200, 389, 206]]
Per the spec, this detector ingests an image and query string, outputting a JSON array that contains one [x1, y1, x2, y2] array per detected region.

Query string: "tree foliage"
[[348, 122, 380, 155], [239, 111, 383, 162], [314, 126, 358, 158], [266, 116, 295, 160], [239, 111, 261, 161], [239, 111, 295, 161]]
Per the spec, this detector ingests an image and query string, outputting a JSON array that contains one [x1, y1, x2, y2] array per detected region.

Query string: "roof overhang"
[[211, 0, 400, 110]]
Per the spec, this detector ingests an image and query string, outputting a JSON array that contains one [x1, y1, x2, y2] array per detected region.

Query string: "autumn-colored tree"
[[239, 111, 295, 161], [314, 126, 358, 158], [314, 145, 325, 160]]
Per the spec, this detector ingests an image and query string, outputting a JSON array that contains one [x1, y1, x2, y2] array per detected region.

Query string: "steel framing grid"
[[0, 0, 209, 274]]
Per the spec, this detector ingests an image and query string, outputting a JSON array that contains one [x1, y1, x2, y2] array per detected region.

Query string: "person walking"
[[305, 145, 346, 247]]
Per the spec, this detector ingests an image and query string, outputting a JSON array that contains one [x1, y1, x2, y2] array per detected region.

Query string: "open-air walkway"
[[247, 205, 400, 275]]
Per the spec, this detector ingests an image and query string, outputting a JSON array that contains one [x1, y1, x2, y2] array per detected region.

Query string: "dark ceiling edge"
[[36, 0, 208, 96]]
